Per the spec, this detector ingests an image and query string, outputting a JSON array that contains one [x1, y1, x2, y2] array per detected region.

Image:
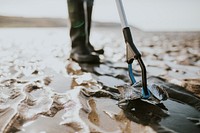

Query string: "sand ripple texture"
[[0, 27, 200, 133]]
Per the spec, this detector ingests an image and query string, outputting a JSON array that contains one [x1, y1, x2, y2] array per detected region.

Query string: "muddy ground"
[[0, 23, 200, 133]]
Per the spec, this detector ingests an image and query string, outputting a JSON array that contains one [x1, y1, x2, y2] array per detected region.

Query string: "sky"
[[0, 0, 200, 31]]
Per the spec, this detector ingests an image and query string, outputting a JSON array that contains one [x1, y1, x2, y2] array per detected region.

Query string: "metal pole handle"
[[115, 0, 129, 28]]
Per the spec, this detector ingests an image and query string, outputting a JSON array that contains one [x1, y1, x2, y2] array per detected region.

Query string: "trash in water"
[[117, 81, 169, 108]]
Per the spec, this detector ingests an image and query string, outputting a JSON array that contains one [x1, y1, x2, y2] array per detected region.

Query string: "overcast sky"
[[0, 0, 200, 31]]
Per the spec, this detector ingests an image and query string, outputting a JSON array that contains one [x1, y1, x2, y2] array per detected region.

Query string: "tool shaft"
[[115, 0, 128, 28]]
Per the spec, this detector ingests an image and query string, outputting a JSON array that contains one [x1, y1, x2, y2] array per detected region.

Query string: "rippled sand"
[[0, 27, 200, 133]]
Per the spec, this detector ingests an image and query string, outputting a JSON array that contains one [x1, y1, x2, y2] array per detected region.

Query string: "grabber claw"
[[116, 0, 150, 99], [127, 47, 151, 99]]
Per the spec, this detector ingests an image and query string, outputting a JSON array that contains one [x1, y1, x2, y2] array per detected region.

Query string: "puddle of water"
[[160, 99, 200, 133], [19, 110, 75, 133], [48, 72, 72, 93], [80, 97, 155, 133], [98, 75, 126, 88], [95, 74, 200, 132]]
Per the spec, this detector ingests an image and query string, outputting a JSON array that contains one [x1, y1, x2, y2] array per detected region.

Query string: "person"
[[67, 0, 104, 63]]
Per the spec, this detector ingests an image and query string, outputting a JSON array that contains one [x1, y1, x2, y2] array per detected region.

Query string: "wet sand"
[[0, 26, 200, 133]]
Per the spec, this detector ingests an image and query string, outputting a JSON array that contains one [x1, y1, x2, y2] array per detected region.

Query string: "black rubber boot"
[[85, 2, 104, 54], [70, 46, 100, 63], [67, 0, 102, 63]]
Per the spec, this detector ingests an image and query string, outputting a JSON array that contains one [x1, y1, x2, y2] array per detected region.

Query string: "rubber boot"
[[67, 0, 101, 63], [85, 2, 104, 54]]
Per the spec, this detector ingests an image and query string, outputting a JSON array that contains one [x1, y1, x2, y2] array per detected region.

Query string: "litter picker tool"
[[115, 0, 150, 99]]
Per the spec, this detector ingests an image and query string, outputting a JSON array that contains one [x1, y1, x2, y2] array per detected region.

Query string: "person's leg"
[[67, 0, 85, 49], [67, 0, 100, 63], [85, 0, 104, 54]]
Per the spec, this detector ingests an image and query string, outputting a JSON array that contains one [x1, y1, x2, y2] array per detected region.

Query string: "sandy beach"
[[0, 21, 199, 132]]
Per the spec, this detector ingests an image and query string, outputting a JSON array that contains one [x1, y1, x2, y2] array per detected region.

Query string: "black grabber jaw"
[[123, 27, 151, 99], [116, 0, 150, 99], [123, 27, 140, 63]]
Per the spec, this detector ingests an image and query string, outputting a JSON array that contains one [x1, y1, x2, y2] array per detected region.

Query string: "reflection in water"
[[160, 100, 200, 133], [95, 74, 200, 132], [0, 27, 200, 133], [118, 98, 200, 133], [121, 99, 169, 125]]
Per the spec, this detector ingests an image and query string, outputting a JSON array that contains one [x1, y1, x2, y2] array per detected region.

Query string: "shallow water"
[[19, 110, 73, 133], [0, 28, 199, 133], [161, 100, 200, 133], [96, 75, 200, 133]]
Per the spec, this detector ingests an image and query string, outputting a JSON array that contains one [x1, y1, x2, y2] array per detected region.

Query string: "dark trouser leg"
[[85, 1, 93, 45], [67, 0, 100, 63], [85, 1, 104, 54], [67, 0, 86, 48], [67, 0, 103, 54]]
